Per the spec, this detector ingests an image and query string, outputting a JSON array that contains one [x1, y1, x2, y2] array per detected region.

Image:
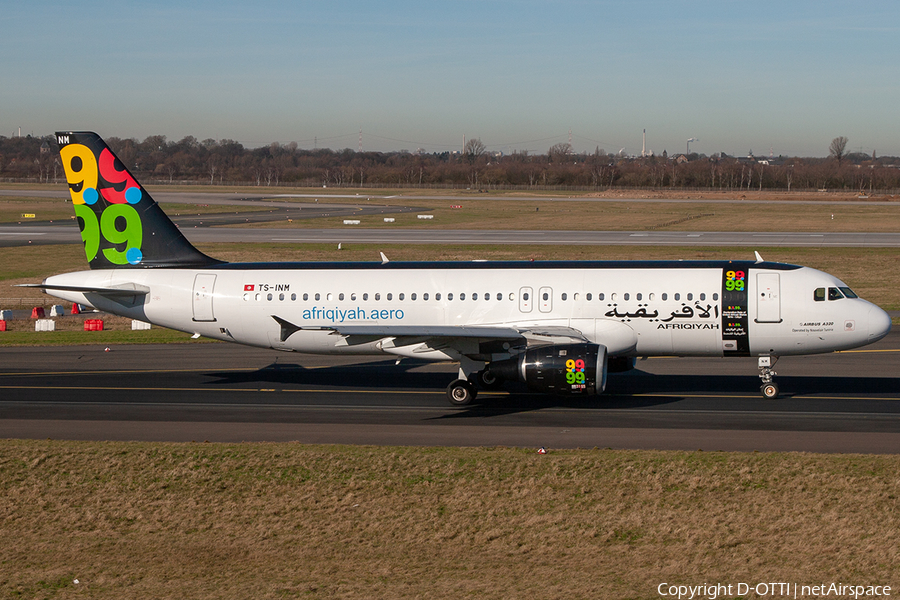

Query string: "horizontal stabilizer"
[[17, 283, 149, 297]]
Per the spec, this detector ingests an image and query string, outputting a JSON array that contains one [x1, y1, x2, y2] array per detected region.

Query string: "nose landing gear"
[[758, 355, 779, 399]]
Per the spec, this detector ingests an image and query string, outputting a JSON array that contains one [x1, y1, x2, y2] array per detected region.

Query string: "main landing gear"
[[445, 357, 482, 406], [446, 379, 477, 406], [758, 355, 779, 399]]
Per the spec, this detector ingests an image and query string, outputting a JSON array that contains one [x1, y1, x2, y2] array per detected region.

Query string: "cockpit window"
[[814, 288, 825, 302], [839, 287, 858, 299], [828, 287, 845, 300]]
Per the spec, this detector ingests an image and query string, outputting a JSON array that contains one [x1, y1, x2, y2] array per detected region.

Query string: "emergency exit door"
[[755, 272, 781, 323], [192, 273, 217, 322]]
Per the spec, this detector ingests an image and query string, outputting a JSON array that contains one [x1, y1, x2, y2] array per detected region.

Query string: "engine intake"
[[488, 343, 608, 395]]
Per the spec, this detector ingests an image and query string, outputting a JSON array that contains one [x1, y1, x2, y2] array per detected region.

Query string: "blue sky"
[[3, 1, 899, 156]]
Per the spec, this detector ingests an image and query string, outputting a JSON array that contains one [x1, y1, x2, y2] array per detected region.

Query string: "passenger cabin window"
[[662, 293, 668, 301], [561, 293, 567, 301], [828, 287, 844, 301], [423, 293, 429, 301], [436, 293, 441, 301], [814, 288, 826, 302], [303, 293, 309, 301]]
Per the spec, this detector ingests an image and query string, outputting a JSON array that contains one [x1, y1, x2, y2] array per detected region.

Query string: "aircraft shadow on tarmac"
[[203, 361, 900, 416]]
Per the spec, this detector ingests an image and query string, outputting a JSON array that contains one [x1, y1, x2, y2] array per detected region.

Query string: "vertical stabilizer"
[[55, 131, 222, 269]]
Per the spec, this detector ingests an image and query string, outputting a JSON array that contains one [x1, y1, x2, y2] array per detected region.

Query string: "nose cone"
[[868, 305, 892, 343]]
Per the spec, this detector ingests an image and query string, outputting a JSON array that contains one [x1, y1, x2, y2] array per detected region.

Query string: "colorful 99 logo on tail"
[[58, 135, 144, 266]]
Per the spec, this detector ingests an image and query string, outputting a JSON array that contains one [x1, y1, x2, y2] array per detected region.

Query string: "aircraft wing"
[[307, 325, 525, 339], [273, 315, 592, 354]]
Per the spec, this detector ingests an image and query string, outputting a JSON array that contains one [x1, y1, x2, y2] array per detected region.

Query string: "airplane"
[[25, 131, 892, 406]]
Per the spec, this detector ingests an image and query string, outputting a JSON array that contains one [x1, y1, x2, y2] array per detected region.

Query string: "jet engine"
[[487, 343, 607, 395]]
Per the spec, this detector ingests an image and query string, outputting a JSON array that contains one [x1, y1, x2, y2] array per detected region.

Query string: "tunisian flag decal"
[[244, 284, 255, 291]]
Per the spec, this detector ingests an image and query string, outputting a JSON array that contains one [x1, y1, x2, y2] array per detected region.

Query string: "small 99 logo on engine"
[[565, 359, 586, 385]]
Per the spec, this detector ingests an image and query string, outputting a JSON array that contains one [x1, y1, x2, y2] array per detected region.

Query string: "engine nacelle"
[[488, 343, 608, 395]]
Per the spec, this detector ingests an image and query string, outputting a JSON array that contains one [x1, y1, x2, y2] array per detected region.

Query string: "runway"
[[4, 188, 900, 248], [5, 224, 900, 248], [1, 331, 898, 453]]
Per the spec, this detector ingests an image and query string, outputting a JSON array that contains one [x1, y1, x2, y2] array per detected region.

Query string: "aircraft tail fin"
[[55, 131, 223, 269]]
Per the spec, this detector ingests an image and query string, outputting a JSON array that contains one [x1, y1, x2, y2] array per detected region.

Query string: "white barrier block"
[[343, 219, 360, 225], [417, 215, 434, 219], [131, 320, 152, 330], [383, 217, 395, 223], [50, 305, 66, 317], [35, 319, 56, 332]]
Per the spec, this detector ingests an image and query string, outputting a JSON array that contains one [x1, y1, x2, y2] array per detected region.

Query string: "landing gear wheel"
[[761, 382, 779, 399], [476, 369, 503, 390], [447, 379, 477, 406]]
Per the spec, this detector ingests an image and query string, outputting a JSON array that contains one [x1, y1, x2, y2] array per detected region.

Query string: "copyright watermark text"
[[657, 582, 891, 599]]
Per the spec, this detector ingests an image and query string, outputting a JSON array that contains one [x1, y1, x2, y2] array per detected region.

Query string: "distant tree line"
[[3, 133, 900, 192]]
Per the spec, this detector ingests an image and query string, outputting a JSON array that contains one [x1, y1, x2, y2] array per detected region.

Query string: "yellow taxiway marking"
[[836, 348, 900, 353], [0, 385, 894, 402], [0, 384, 449, 395], [0, 365, 334, 377]]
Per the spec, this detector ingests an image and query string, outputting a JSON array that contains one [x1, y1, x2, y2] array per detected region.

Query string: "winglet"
[[754, 251, 764, 264], [380, 252, 390, 264]]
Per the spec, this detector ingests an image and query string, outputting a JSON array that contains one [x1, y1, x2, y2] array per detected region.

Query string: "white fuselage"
[[41, 260, 891, 361]]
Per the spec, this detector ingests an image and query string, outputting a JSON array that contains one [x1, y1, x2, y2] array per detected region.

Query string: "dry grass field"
[[1, 440, 897, 599], [231, 196, 900, 233], [0, 194, 268, 224]]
